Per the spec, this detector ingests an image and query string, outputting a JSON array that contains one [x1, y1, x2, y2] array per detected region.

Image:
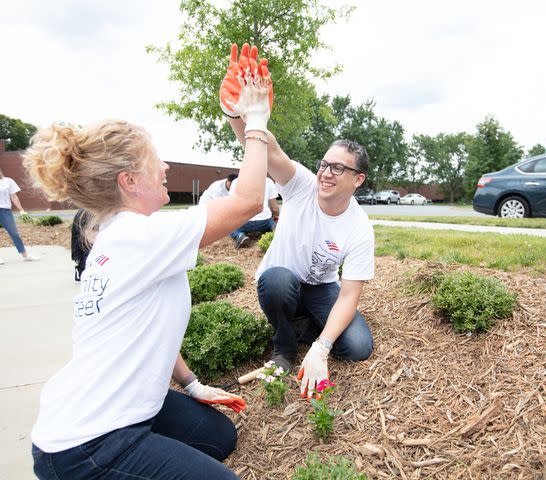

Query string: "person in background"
[[198, 173, 238, 206], [70, 208, 91, 282], [0, 168, 39, 264], [228, 176, 279, 248], [24, 42, 271, 480]]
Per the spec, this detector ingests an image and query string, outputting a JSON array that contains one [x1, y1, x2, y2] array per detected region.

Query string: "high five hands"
[[220, 43, 273, 131]]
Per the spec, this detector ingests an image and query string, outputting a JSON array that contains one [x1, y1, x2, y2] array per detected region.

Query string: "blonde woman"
[[24, 45, 271, 480], [0, 168, 39, 263]]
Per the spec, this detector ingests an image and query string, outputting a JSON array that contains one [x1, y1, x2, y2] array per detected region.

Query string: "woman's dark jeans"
[[32, 389, 239, 479], [0, 208, 25, 253], [257, 266, 374, 360]]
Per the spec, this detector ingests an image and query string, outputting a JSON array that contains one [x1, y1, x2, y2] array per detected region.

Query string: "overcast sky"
[[1, 1, 544, 166]]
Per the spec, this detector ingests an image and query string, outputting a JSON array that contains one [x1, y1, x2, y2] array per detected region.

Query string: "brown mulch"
[[4, 226, 545, 479]]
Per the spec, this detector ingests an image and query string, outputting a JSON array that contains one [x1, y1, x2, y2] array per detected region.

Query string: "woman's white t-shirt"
[[32, 207, 207, 452], [0, 177, 20, 208], [256, 162, 374, 284]]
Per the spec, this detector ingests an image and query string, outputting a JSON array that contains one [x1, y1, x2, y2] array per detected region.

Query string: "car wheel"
[[410, 200, 414, 205], [498, 196, 530, 218], [386, 199, 390, 205], [396, 199, 400, 205], [423, 200, 427, 205]]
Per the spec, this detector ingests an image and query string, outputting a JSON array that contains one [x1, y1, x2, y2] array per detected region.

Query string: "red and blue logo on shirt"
[[324, 240, 340, 252], [94, 254, 110, 266]]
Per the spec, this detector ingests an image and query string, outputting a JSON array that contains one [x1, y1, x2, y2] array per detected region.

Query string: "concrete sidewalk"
[[0, 245, 78, 480]]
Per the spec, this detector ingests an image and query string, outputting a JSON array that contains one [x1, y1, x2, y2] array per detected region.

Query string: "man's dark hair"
[[330, 139, 369, 175], [227, 173, 238, 182]]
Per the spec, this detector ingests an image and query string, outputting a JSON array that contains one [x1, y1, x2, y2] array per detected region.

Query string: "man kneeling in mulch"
[[228, 117, 375, 399]]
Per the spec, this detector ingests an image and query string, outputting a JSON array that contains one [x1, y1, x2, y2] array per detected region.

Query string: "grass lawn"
[[375, 226, 546, 274], [369, 215, 546, 229]]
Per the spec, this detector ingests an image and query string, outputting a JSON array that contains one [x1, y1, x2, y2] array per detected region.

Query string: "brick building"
[[0, 139, 239, 209]]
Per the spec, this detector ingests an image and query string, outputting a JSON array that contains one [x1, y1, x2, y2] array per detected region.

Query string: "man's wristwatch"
[[317, 336, 333, 351]]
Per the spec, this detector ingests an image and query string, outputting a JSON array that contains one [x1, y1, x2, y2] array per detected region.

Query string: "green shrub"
[[181, 301, 272, 379], [188, 263, 244, 303], [19, 213, 36, 224], [35, 215, 63, 226], [292, 452, 367, 480], [432, 271, 517, 333], [257, 231, 274, 252], [196, 253, 205, 267]]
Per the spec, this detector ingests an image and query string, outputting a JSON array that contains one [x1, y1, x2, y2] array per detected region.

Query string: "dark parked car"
[[473, 154, 546, 218], [354, 188, 377, 205]]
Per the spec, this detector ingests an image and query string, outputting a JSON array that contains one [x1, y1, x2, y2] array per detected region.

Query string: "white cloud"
[[1, 0, 544, 168]]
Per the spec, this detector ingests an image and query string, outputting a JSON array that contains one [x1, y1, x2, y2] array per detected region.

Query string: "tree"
[[413, 133, 469, 203], [527, 143, 546, 157], [148, 0, 352, 159], [464, 116, 523, 199], [0, 114, 37, 151]]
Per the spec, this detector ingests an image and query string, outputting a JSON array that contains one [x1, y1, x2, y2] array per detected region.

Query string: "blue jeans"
[[257, 267, 373, 360], [32, 389, 239, 480], [229, 217, 275, 241], [0, 208, 26, 253]]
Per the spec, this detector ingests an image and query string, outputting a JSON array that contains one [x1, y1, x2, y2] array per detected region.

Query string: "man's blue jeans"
[[229, 217, 275, 241], [0, 208, 25, 253], [32, 389, 239, 479], [257, 267, 373, 360]]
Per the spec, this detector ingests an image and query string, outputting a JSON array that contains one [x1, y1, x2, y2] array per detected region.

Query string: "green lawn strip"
[[374, 226, 546, 274], [369, 215, 546, 229]]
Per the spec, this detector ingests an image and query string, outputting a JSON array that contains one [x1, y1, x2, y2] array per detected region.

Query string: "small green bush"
[[257, 231, 274, 252], [292, 452, 367, 480], [188, 263, 244, 304], [195, 253, 205, 267], [432, 271, 517, 333], [181, 301, 272, 379], [35, 215, 63, 226], [19, 213, 36, 224]]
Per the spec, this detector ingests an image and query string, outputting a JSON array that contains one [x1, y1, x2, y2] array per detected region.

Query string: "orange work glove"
[[184, 379, 247, 413], [219, 43, 273, 118]]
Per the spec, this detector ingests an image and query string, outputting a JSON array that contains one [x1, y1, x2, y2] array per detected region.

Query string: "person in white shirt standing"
[[0, 168, 39, 264], [23, 43, 271, 480], [198, 173, 238, 206], [228, 176, 279, 248], [227, 116, 374, 400]]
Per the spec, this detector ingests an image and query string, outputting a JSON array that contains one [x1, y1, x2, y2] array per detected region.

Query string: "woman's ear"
[[117, 171, 137, 194]]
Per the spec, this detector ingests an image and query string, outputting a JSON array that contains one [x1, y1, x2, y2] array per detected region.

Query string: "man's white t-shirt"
[[198, 179, 230, 205], [32, 207, 207, 452], [230, 177, 278, 221], [256, 162, 374, 284], [0, 177, 20, 209]]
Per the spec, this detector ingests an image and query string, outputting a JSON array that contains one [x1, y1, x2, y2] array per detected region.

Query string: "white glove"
[[297, 341, 330, 399], [226, 72, 270, 134], [184, 379, 247, 413]]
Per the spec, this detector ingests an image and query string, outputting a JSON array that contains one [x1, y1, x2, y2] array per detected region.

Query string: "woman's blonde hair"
[[24, 120, 152, 241]]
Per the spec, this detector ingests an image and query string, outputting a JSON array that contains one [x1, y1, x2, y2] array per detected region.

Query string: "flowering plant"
[[308, 379, 343, 439], [257, 360, 289, 406]]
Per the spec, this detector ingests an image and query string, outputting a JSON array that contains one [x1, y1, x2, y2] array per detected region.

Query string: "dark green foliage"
[[432, 272, 517, 333], [196, 253, 205, 267], [19, 213, 36, 224], [35, 215, 63, 226], [257, 231, 274, 253], [0, 114, 37, 151], [292, 452, 368, 480], [188, 263, 244, 303], [181, 301, 272, 379]]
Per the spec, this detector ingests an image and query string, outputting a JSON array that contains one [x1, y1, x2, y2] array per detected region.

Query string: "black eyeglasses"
[[315, 160, 363, 176]]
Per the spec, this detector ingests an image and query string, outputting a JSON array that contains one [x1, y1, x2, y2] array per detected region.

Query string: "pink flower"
[[316, 378, 336, 393]]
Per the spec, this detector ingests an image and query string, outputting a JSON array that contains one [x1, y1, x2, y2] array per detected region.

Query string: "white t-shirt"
[[198, 179, 230, 205], [230, 177, 278, 221], [32, 207, 207, 452], [256, 162, 374, 284], [0, 177, 20, 209]]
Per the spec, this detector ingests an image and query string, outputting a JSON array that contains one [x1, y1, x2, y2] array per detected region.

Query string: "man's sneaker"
[[271, 351, 296, 374], [23, 254, 40, 261], [234, 234, 250, 249]]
